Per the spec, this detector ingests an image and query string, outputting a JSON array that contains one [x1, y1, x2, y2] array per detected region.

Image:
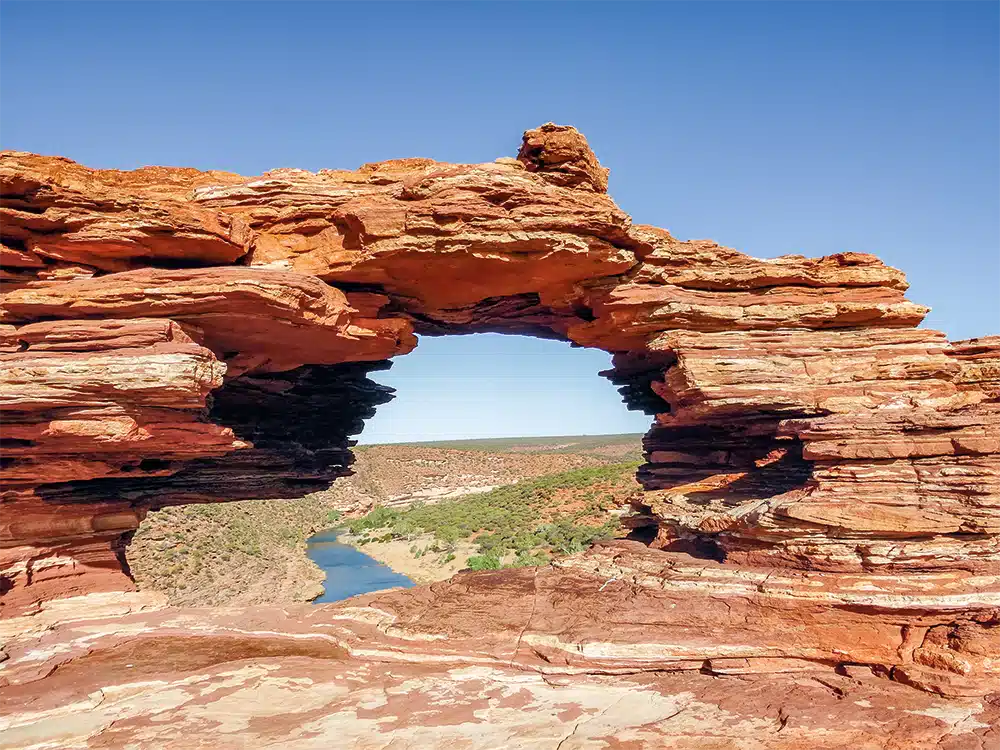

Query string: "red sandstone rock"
[[189, 154, 635, 314], [0, 547, 997, 747], [0, 152, 252, 273], [516, 122, 611, 192], [1, 125, 997, 743], [1, 267, 415, 374]]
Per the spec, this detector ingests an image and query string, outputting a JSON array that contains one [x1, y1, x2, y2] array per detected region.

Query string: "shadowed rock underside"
[[1, 124, 998, 748]]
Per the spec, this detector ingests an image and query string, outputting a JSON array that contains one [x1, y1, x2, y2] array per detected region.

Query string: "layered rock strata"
[[1, 124, 998, 737], [1, 550, 997, 748]]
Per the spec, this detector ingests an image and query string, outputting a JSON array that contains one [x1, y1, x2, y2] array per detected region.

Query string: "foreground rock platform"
[[1, 124, 998, 746], [2, 545, 998, 749]]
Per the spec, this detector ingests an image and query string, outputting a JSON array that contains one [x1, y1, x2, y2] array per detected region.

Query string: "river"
[[306, 528, 415, 603]]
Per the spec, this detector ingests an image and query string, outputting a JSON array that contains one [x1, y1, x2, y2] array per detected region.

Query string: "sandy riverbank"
[[337, 532, 480, 584]]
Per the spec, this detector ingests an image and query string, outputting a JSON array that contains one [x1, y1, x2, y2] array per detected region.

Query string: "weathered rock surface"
[[1, 547, 998, 748], [1, 124, 997, 746]]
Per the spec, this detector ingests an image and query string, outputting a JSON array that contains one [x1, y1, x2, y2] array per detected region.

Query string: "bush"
[[536, 517, 620, 555], [347, 506, 400, 535], [512, 551, 549, 568], [466, 554, 502, 570]]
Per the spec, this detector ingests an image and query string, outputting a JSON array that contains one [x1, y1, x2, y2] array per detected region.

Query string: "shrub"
[[466, 554, 502, 570], [512, 551, 549, 568], [347, 506, 400, 534]]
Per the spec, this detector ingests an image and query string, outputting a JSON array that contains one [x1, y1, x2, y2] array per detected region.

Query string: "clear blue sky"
[[359, 334, 641, 443], [2, 2, 997, 442]]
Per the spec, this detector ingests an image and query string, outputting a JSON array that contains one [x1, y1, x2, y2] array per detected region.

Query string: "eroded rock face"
[[1, 123, 998, 734]]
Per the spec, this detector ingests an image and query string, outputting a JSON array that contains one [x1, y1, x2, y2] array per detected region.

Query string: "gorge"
[[1, 124, 998, 748]]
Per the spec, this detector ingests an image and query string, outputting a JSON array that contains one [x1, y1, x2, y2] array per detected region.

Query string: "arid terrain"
[[128, 434, 644, 604]]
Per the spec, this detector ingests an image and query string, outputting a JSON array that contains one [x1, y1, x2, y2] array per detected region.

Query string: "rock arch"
[[1, 125, 998, 698]]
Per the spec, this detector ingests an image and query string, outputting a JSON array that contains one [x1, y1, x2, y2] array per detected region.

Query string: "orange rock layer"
[[1, 125, 998, 717]]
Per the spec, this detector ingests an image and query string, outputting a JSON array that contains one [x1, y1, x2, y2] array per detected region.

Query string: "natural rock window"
[[1, 125, 997, 706]]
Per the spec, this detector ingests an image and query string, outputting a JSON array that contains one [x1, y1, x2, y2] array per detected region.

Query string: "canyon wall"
[[1, 125, 998, 718]]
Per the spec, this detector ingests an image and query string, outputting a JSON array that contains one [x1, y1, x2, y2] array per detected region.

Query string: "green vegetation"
[[345, 462, 638, 569], [466, 554, 503, 570]]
